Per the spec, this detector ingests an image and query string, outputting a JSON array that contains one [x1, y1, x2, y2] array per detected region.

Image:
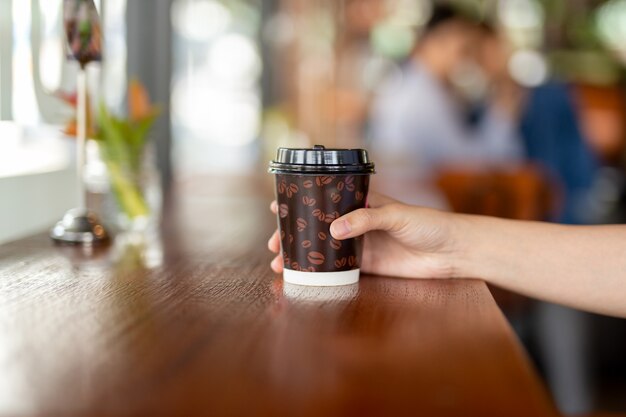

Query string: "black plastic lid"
[[269, 145, 375, 174]]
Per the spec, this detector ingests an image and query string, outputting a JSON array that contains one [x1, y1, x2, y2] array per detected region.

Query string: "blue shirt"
[[520, 82, 597, 224]]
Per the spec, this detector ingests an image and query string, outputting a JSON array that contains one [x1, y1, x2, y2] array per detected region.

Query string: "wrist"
[[448, 214, 494, 280]]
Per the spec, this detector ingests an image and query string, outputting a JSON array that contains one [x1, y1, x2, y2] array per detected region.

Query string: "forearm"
[[455, 215, 626, 317]]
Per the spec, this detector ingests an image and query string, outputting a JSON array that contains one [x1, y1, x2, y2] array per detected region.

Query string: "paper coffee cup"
[[269, 145, 375, 286]]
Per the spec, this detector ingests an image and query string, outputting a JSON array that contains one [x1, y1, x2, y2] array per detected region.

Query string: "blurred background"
[[1, 0, 626, 414]]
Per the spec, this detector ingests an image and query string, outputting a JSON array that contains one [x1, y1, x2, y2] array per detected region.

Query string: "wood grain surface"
[[0, 177, 559, 417]]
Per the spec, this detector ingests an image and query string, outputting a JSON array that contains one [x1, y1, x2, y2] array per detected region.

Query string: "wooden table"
[[0, 177, 559, 417]]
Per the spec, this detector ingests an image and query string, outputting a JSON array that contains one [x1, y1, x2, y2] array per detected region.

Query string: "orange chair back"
[[436, 166, 557, 221]]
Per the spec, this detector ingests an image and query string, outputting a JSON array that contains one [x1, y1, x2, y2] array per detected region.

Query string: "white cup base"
[[283, 268, 360, 286]]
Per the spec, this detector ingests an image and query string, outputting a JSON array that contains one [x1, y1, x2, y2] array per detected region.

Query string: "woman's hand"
[[270, 191, 626, 317], [268, 193, 464, 279]]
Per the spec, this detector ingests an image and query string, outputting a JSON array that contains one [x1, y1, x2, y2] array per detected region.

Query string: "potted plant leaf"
[[97, 80, 161, 232]]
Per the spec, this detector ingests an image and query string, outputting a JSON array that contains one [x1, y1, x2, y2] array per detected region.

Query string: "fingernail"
[[331, 219, 352, 237]]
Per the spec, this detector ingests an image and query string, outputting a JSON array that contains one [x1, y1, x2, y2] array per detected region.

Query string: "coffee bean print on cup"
[[312, 209, 325, 222], [307, 251, 325, 265], [324, 211, 340, 224], [286, 183, 299, 198], [279, 204, 288, 218], [345, 176, 355, 191], [277, 180, 287, 194], [302, 196, 316, 206], [334, 257, 347, 268], [296, 218, 307, 232], [273, 173, 370, 273], [316, 176, 333, 186]]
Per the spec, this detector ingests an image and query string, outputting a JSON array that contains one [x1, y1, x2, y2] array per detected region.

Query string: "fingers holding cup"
[[268, 229, 281, 253]]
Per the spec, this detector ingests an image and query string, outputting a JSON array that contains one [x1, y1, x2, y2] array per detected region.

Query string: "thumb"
[[330, 205, 404, 240]]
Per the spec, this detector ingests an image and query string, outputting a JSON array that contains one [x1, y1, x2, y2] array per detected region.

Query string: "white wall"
[[0, 167, 77, 244]]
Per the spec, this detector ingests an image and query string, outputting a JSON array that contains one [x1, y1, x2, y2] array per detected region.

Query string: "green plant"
[[96, 80, 160, 221]]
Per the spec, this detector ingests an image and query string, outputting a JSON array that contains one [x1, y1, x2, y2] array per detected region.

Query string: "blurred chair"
[[575, 84, 626, 165], [435, 166, 556, 221]]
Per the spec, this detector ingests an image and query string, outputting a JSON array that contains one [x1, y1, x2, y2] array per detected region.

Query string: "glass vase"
[[85, 140, 162, 235]]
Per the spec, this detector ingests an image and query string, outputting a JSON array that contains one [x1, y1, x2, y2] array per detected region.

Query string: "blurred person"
[[477, 25, 598, 225], [368, 4, 523, 203]]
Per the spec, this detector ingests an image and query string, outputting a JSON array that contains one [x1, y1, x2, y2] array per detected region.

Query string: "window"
[[0, 0, 126, 244], [171, 0, 262, 176]]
